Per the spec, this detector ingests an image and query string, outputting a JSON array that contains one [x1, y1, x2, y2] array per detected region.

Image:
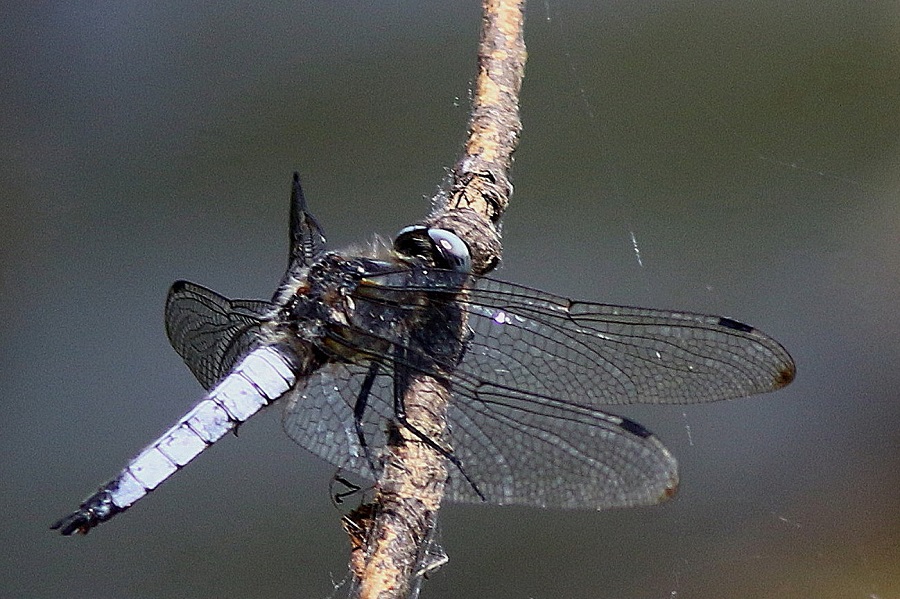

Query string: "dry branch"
[[351, 1, 527, 598]]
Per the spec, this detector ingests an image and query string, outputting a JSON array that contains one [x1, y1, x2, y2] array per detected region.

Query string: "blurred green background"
[[2, 1, 898, 597]]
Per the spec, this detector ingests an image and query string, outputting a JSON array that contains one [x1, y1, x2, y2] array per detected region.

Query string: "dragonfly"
[[52, 173, 795, 535]]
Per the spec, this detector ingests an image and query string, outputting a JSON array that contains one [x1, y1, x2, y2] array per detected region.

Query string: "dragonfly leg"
[[391, 351, 486, 502], [353, 361, 382, 476]]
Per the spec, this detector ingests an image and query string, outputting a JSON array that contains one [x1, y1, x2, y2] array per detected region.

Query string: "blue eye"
[[393, 225, 472, 273], [427, 228, 471, 273]]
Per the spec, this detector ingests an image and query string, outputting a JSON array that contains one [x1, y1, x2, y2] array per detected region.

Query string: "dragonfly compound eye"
[[426, 228, 472, 273], [393, 225, 472, 273]]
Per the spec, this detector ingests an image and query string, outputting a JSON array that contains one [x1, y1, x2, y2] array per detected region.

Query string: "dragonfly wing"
[[281, 361, 395, 482], [288, 297, 680, 509], [293, 267, 794, 509], [285, 344, 681, 509], [442, 380, 679, 508], [458, 277, 795, 407], [165, 280, 275, 390]]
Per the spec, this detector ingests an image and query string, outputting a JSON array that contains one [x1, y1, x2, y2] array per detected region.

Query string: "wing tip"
[[651, 438, 680, 504], [773, 360, 797, 389], [658, 472, 679, 502], [617, 416, 680, 506]]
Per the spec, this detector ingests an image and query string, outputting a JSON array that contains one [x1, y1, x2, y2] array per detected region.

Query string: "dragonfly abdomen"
[[51, 346, 297, 535]]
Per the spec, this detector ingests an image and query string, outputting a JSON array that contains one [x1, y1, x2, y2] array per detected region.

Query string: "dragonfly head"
[[393, 226, 472, 273]]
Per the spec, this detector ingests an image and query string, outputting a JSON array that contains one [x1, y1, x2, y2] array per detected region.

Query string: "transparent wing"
[[443, 380, 678, 508], [281, 361, 394, 481], [165, 280, 275, 390], [282, 268, 794, 509], [359, 272, 795, 408], [280, 336, 678, 509], [459, 277, 795, 406]]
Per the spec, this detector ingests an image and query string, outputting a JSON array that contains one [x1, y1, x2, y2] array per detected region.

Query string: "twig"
[[351, 1, 526, 598]]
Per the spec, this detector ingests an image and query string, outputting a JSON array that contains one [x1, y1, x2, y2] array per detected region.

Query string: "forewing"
[[165, 280, 274, 390], [354, 272, 794, 406], [457, 278, 795, 406]]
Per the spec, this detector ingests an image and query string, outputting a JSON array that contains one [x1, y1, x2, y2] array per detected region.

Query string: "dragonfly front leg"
[[390, 345, 486, 501], [352, 361, 383, 476]]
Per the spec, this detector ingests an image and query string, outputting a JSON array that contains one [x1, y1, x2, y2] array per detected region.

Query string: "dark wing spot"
[[618, 416, 653, 439], [717, 316, 754, 333]]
